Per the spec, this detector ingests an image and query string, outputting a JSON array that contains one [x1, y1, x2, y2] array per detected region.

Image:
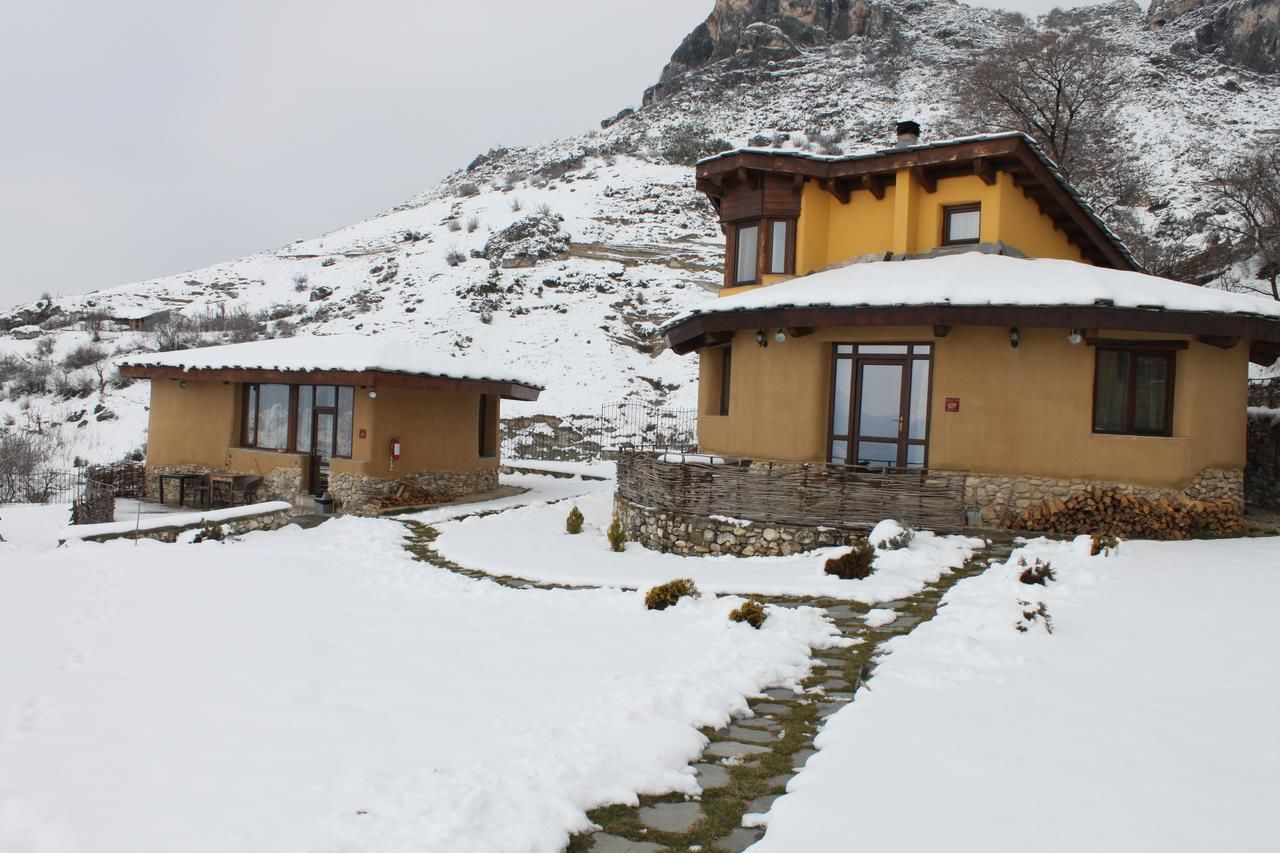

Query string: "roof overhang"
[[664, 304, 1280, 366], [696, 135, 1137, 272], [118, 365, 543, 401]]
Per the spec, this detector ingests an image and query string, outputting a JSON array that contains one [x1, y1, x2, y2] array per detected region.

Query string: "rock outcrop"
[[1148, 0, 1280, 73], [644, 0, 893, 104]]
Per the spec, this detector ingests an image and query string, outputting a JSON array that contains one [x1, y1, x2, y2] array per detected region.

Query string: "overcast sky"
[[0, 0, 1108, 308]]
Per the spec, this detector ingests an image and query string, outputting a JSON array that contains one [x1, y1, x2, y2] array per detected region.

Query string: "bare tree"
[[953, 28, 1146, 215], [1206, 145, 1280, 300]]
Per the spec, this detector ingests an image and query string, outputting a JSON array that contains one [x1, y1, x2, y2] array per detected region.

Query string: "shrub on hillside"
[[823, 538, 876, 580], [644, 578, 699, 611], [565, 505, 584, 534], [445, 247, 467, 267], [457, 181, 480, 197], [62, 343, 107, 371], [729, 598, 768, 628], [660, 125, 733, 166]]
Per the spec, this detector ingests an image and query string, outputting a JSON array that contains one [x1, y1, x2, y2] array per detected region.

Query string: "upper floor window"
[[942, 204, 981, 245], [1093, 346, 1176, 437], [766, 219, 794, 275], [734, 223, 760, 285]]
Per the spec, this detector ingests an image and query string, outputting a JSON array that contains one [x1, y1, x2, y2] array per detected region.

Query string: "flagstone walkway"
[[399, 514, 1011, 853]]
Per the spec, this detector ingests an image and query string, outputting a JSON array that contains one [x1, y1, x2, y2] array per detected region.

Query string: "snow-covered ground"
[[755, 535, 1280, 852], [0, 498, 839, 853], [426, 487, 985, 601]]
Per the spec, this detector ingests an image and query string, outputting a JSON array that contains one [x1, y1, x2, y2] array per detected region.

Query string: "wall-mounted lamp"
[[368, 390, 378, 399], [755, 330, 769, 348], [179, 380, 188, 389], [1067, 328, 1084, 346], [774, 329, 787, 344], [1009, 327, 1020, 349]]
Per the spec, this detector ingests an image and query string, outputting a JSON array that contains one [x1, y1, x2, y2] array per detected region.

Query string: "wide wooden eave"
[[663, 304, 1280, 366], [118, 365, 542, 401]]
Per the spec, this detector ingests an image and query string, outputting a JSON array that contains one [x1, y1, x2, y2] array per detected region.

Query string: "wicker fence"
[[72, 478, 115, 525], [616, 451, 967, 533]]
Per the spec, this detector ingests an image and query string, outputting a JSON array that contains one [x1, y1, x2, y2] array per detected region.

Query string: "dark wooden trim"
[[665, 303, 1280, 361], [718, 348, 732, 417], [941, 203, 981, 246], [973, 157, 996, 186], [786, 326, 815, 338], [1085, 338, 1189, 351], [913, 166, 937, 194], [932, 324, 952, 338], [1196, 335, 1241, 349], [730, 221, 763, 286], [119, 365, 541, 401], [1091, 345, 1177, 438], [828, 342, 934, 468]]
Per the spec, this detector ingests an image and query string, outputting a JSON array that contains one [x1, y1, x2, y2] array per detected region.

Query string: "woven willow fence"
[[616, 452, 967, 533]]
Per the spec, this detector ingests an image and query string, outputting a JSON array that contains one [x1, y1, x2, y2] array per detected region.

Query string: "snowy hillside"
[[3, 0, 1280, 465]]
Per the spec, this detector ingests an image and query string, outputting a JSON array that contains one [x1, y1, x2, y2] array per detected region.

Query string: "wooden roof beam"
[[973, 157, 997, 186], [1197, 334, 1241, 349], [913, 166, 937, 194]]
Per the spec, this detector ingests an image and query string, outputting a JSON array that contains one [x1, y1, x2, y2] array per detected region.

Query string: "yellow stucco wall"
[[728, 168, 1085, 296], [143, 380, 497, 479], [697, 327, 1248, 488]]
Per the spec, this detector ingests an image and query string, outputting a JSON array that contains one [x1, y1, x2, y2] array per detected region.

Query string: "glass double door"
[[830, 344, 932, 470], [298, 386, 340, 496]]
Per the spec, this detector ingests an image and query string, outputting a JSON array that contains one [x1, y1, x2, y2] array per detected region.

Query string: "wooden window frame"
[[764, 218, 796, 276], [730, 221, 762, 286], [827, 343, 935, 470], [718, 347, 732, 417], [942, 203, 981, 246], [239, 382, 355, 457], [1091, 345, 1178, 437]]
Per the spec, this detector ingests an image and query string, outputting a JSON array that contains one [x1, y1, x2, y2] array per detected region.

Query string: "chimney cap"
[[895, 120, 921, 138]]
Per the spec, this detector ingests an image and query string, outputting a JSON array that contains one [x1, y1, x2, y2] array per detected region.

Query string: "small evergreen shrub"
[[607, 515, 627, 552], [823, 538, 876, 580], [1017, 556, 1055, 585], [402, 229, 426, 243], [729, 597, 768, 629], [565, 505, 584, 535], [644, 578, 699, 611], [870, 519, 914, 551], [457, 181, 480, 197], [1091, 532, 1120, 556]]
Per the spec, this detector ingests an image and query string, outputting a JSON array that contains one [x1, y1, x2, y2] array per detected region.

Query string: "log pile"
[[365, 483, 450, 513], [1018, 487, 1244, 540]]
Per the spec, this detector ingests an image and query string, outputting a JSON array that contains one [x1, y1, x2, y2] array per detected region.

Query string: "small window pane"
[[337, 387, 354, 457], [858, 364, 904, 438], [296, 386, 313, 453], [909, 360, 930, 440], [831, 440, 849, 464], [1094, 351, 1130, 433], [912, 345, 931, 355], [857, 441, 898, 468], [907, 445, 926, 468], [835, 344, 854, 354], [315, 412, 335, 459], [857, 344, 909, 354], [1134, 356, 1169, 433], [257, 384, 291, 450], [946, 208, 981, 243], [245, 385, 258, 446], [736, 225, 759, 284], [832, 359, 852, 437], [316, 385, 336, 408], [769, 220, 788, 274]]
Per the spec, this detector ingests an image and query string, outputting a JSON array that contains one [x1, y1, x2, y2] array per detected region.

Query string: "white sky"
[[0, 0, 1115, 308]]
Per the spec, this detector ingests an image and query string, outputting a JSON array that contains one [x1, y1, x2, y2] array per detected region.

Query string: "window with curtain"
[[1093, 347, 1176, 436]]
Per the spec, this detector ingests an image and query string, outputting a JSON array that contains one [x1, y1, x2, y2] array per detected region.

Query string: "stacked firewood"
[[365, 483, 449, 513], [1018, 487, 1245, 540]]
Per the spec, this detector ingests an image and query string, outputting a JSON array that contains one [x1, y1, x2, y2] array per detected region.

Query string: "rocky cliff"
[[1148, 0, 1280, 73]]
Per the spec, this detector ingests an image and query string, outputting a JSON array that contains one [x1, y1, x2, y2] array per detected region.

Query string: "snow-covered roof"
[[664, 253, 1280, 330], [122, 334, 545, 390], [697, 131, 1141, 271]]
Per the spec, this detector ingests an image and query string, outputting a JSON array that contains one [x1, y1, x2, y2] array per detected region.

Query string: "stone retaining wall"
[[77, 507, 295, 544], [614, 495, 865, 557], [329, 469, 498, 516]]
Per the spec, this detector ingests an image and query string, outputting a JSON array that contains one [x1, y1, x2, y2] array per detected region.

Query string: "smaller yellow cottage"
[[121, 335, 542, 515], [616, 124, 1280, 554]]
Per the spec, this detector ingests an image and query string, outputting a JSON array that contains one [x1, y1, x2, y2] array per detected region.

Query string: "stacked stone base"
[[614, 495, 865, 557], [77, 507, 294, 544], [146, 465, 302, 507], [329, 469, 499, 516]]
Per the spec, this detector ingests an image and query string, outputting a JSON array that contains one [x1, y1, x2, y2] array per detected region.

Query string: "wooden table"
[[158, 473, 203, 508]]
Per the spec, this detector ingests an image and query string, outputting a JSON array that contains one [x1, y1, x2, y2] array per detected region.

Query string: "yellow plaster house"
[[121, 336, 542, 515], [616, 124, 1280, 553]]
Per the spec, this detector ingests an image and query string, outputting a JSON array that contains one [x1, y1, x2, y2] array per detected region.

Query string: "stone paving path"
[[399, 509, 1011, 853]]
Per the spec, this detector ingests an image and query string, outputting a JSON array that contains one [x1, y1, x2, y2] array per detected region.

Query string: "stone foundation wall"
[[614, 495, 865, 557], [145, 464, 295, 506], [329, 469, 498, 516], [78, 507, 295, 544], [962, 467, 1244, 528]]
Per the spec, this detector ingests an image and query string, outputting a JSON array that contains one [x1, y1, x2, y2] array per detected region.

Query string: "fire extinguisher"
[[390, 437, 402, 471]]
